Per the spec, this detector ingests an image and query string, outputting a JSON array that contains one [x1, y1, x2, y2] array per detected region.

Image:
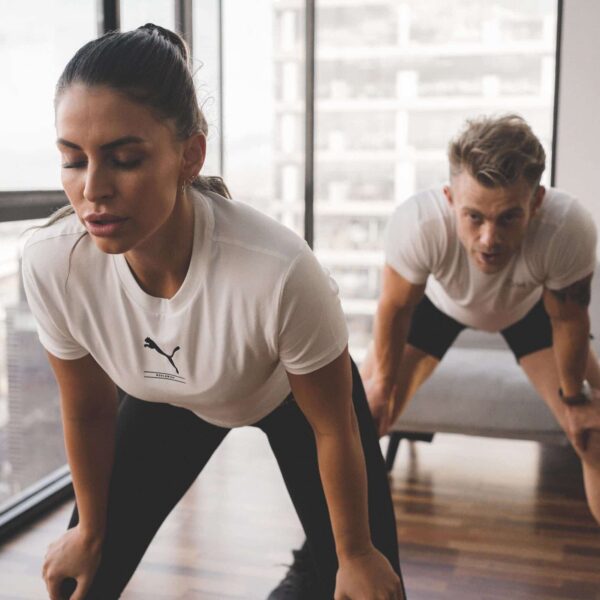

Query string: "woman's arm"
[[43, 352, 118, 600], [286, 347, 403, 600]]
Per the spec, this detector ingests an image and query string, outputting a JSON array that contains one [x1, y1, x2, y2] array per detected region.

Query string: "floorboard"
[[1, 430, 599, 599]]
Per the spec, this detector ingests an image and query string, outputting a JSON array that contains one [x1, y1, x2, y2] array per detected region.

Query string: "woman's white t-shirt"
[[22, 190, 348, 427], [384, 187, 597, 332]]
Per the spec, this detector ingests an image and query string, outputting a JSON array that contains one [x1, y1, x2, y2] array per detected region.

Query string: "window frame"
[[0, 0, 562, 541]]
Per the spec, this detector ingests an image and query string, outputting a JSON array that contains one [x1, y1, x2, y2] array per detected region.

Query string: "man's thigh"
[[394, 296, 466, 413], [519, 347, 569, 430]]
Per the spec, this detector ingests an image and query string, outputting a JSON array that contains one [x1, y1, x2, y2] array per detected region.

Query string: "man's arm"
[[543, 274, 593, 397], [364, 265, 426, 435]]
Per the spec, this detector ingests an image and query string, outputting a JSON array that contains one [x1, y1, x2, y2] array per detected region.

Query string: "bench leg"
[[385, 432, 435, 472], [385, 432, 403, 472]]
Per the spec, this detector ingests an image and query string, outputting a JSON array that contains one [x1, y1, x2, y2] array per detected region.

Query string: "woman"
[[22, 24, 405, 600]]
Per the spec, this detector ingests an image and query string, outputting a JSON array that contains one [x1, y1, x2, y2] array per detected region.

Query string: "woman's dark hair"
[[46, 23, 229, 229]]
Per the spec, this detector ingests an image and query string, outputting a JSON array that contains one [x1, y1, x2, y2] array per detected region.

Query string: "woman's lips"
[[84, 213, 129, 237]]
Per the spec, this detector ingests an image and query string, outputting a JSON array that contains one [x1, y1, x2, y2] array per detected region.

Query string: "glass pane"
[[314, 0, 558, 361], [120, 0, 175, 31], [0, 1, 96, 191], [0, 220, 64, 510], [193, 0, 222, 177], [222, 0, 305, 236]]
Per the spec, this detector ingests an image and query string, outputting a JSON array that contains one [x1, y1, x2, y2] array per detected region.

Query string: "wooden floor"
[[1, 430, 599, 599]]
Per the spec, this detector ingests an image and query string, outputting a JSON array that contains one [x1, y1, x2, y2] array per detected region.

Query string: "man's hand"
[[360, 346, 396, 437], [335, 545, 404, 600], [362, 375, 396, 438], [564, 386, 600, 455]]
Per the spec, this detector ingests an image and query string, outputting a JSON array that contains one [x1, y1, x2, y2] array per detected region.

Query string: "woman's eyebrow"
[[56, 136, 146, 150]]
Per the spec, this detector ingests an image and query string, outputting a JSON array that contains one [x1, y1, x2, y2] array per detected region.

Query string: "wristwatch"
[[559, 380, 592, 406]]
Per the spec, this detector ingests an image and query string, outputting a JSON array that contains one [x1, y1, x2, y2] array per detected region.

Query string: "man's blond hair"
[[448, 114, 546, 189]]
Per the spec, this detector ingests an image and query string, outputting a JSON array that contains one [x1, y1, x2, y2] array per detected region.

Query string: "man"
[[360, 114, 600, 524], [269, 114, 600, 599]]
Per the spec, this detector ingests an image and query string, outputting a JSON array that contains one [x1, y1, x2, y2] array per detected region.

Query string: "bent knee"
[[581, 430, 600, 467]]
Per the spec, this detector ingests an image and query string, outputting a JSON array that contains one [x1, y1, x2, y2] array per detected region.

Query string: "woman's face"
[[55, 84, 193, 255]]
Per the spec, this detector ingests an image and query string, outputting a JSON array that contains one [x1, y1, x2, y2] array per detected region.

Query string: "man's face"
[[444, 170, 544, 274]]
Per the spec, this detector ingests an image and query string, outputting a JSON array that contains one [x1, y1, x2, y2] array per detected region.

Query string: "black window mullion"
[[0, 191, 68, 223], [175, 0, 194, 54], [97, 0, 120, 34], [550, 0, 563, 187], [218, 0, 224, 177], [304, 0, 316, 248]]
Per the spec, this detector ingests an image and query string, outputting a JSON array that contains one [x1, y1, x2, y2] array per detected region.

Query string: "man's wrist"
[[371, 368, 395, 393], [559, 380, 592, 406]]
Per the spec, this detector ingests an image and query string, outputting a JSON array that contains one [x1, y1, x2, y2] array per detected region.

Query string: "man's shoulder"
[[533, 187, 595, 240], [523, 187, 596, 285], [384, 187, 454, 279], [389, 186, 453, 240], [391, 185, 447, 219]]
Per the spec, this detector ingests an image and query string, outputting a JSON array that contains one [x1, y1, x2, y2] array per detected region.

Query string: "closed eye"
[[62, 161, 87, 169], [112, 158, 143, 169], [61, 158, 143, 170]]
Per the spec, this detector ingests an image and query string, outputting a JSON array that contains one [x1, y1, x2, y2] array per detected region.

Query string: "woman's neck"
[[124, 192, 195, 299]]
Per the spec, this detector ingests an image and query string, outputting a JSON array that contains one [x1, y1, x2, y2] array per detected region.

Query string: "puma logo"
[[144, 337, 181, 374]]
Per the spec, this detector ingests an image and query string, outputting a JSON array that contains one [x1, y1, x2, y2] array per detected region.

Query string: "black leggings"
[[68, 359, 403, 598]]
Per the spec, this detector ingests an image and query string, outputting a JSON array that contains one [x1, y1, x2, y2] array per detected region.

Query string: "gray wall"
[[555, 0, 600, 252]]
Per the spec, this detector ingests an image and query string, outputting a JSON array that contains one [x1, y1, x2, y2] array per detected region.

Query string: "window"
[[0, 0, 561, 535], [222, 0, 306, 236], [311, 0, 558, 360], [0, 220, 64, 510], [120, 0, 175, 31], [193, 0, 222, 176], [0, 1, 97, 523], [0, 0, 96, 191]]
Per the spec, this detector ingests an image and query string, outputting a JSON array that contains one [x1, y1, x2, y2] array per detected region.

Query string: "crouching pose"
[[273, 114, 600, 598], [23, 25, 405, 600], [361, 114, 600, 521]]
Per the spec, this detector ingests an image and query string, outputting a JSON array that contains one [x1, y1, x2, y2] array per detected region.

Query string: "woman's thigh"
[[69, 393, 230, 598], [256, 360, 401, 597]]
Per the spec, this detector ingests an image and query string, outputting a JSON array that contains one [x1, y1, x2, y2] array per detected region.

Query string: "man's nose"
[[479, 222, 498, 248]]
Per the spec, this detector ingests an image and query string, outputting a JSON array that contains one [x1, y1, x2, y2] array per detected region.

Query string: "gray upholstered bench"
[[385, 265, 600, 470]]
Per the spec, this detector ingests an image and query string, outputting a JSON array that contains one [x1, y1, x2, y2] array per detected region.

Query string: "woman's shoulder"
[[24, 211, 85, 250], [201, 190, 307, 264], [21, 211, 88, 276]]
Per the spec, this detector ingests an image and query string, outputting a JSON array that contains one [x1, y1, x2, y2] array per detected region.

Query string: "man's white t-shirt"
[[384, 187, 597, 332], [22, 190, 348, 427]]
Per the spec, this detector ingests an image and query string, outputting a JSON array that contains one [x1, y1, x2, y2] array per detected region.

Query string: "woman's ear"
[[181, 133, 206, 181]]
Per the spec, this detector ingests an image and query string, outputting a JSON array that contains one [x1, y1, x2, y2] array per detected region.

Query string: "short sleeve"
[[21, 245, 88, 360], [544, 200, 597, 290], [278, 245, 349, 375], [384, 200, 434, 284]]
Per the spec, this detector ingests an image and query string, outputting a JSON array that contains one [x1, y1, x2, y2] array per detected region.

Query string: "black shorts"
[[406, 295, 553, 362]]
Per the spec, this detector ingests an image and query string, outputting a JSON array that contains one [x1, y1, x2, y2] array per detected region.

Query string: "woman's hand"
[[42, 526, 103, 600], [335, 546, 404, 600]]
